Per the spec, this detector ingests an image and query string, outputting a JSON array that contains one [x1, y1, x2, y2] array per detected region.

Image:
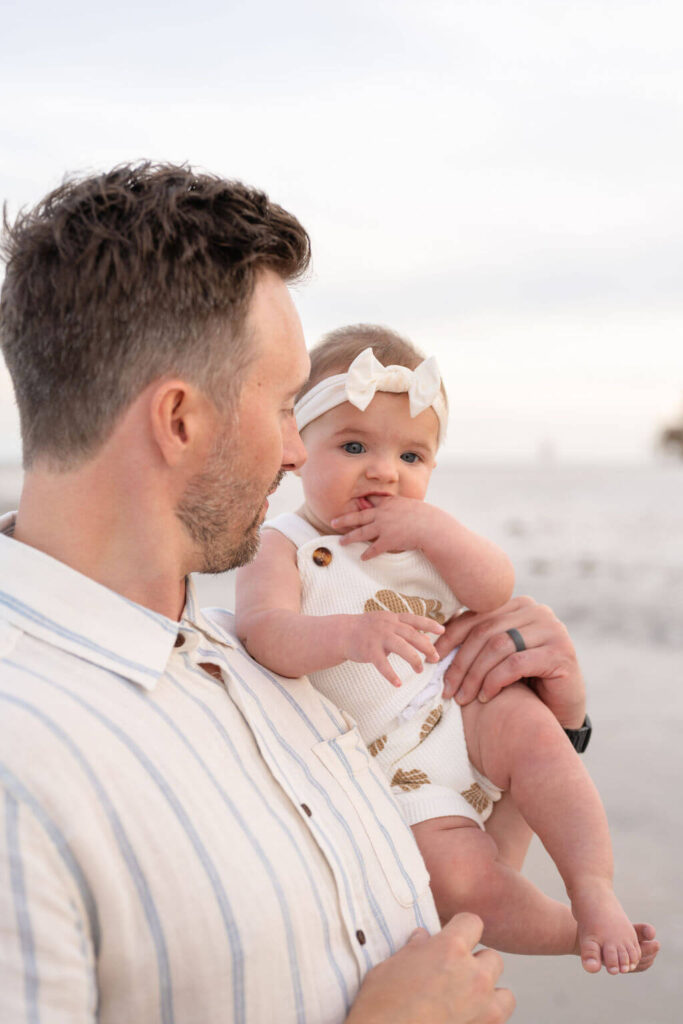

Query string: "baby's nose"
[[366, 456, 399, 481]]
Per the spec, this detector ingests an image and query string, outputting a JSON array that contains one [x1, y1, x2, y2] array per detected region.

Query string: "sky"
[[1, 0, 682, 463]]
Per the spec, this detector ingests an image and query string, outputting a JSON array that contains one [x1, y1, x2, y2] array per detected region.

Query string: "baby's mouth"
[[356, 493, 389, 510]]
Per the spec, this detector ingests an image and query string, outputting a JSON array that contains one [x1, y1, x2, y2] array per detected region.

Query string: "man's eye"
[[342, 442, 365, 454], [400, 452, 420, 463]]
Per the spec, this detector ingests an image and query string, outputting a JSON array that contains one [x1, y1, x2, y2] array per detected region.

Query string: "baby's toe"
[[580, 938, 602, 974], [602, 942, 621, 975], [627, 940, 642, 972], [617, 944, 633, 974]]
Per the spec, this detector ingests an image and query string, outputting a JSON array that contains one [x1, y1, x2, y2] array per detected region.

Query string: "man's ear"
[[150, 379, 215, 467]]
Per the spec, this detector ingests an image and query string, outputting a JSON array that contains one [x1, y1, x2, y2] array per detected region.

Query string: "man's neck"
[[15, 461, 188, 621]]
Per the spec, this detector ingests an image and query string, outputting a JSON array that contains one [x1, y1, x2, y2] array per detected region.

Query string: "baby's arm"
[[235, 529, 443, 684], [331, 497, 514, 612]]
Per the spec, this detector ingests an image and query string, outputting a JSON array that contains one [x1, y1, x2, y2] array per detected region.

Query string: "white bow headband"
[[294, 347, 448, 445]]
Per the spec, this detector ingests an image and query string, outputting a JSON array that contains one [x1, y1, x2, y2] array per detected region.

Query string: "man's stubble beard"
[[175, 431, 284, 575]]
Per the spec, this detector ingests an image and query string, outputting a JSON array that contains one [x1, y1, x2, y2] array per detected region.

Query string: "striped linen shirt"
[[0, 513, 439, 1024]]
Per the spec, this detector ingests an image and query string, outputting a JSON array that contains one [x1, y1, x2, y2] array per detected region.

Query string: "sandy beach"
[[2, 460, 681, 1020]]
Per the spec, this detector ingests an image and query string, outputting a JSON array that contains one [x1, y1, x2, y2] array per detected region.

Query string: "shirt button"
[[356, 930, 366, 946], [312, 547, 332, 567], [301, 803, 312, 817], [174, 634, 184, 648]]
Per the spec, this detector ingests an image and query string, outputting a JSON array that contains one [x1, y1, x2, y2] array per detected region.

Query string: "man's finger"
[[471, 945, 505, 981], [436, 597, 542, 658], [491, 987, 516, 1022], [445, 618, 543, 702], [434, 611, 477, 658], [439, 911, 485, 951], [476, 649, 551, 703]]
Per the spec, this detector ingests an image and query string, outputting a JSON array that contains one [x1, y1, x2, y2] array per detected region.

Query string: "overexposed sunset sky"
[[1, 0, 682, 462]]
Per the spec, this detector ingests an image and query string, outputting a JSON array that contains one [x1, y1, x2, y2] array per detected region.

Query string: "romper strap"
[[262, 513, 321, 550]]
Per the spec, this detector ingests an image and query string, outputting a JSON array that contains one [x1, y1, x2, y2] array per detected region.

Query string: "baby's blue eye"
[[401, 452, 420, 463], [342, 442, 365, 454]]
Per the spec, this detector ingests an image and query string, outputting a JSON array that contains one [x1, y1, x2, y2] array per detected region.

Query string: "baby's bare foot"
[[571, 882, 642, 974]]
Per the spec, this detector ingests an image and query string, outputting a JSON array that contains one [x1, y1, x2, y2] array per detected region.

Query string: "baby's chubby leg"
[[462, 683, 643, 974], [411, 815, 580, 955]]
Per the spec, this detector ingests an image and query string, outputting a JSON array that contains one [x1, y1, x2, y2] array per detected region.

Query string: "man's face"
[[176, 270, 309, 573]]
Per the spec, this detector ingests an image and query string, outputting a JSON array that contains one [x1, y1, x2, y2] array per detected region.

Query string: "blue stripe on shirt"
[[5, 792, 41, 1024], [0, 689, 175, 1024], [0, 592, 161, 680], [0, 760, 101, 961]]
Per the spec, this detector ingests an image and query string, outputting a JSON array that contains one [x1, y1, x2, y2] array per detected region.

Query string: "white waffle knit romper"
[[264, 513, 502, 828]]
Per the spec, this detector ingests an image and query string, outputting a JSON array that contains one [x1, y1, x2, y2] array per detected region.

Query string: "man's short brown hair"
[[299, 324, 448, 408], [0, 162, 311, 468]]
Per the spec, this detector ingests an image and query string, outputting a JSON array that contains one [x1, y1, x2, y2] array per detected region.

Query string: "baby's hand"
[[343, 611, 444, 687], [331, 496, 438, 559]]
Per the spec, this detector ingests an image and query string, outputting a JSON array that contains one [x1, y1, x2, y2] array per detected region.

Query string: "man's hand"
[[343, 610, 444, 687], [346, 913, 514, 1024], [436, 596, 586, 728], [332, 496, 435, 560]]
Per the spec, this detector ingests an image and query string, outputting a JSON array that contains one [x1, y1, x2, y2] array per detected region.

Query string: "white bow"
[[294, 346, 448, 444], [345, 348, 442, 418]]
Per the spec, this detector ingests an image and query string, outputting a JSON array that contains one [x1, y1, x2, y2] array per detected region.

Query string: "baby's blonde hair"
[[298, 324, 449, 410]]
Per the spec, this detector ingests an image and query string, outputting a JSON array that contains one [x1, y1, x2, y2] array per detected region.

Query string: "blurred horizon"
[[1, 0, 682, 463]]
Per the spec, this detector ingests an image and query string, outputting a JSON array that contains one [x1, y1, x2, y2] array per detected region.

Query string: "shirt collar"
[[179, 577, 236, 652], [0, 512, 232, 690]]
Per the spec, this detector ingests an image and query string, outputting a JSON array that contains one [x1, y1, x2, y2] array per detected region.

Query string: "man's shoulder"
[[201, 606, 236, 641]]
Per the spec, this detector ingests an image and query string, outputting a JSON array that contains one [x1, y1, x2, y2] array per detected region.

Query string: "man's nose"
[[281, 417, 307, 472]]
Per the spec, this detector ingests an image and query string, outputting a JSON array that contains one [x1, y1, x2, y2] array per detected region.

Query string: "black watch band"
[[564, 714, 592, 754]]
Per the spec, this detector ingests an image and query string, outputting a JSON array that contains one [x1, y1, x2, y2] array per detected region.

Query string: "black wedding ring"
[[505, 628, 526, 652]]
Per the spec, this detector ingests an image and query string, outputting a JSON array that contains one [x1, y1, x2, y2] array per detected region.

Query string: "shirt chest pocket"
[[312, 726, 430, 908]]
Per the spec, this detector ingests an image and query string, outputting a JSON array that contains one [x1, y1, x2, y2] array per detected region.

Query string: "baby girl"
[[236, 323, 651, 974]]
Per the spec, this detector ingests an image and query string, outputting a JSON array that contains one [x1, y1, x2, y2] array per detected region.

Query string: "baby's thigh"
[[460, 680, 559, 789]]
